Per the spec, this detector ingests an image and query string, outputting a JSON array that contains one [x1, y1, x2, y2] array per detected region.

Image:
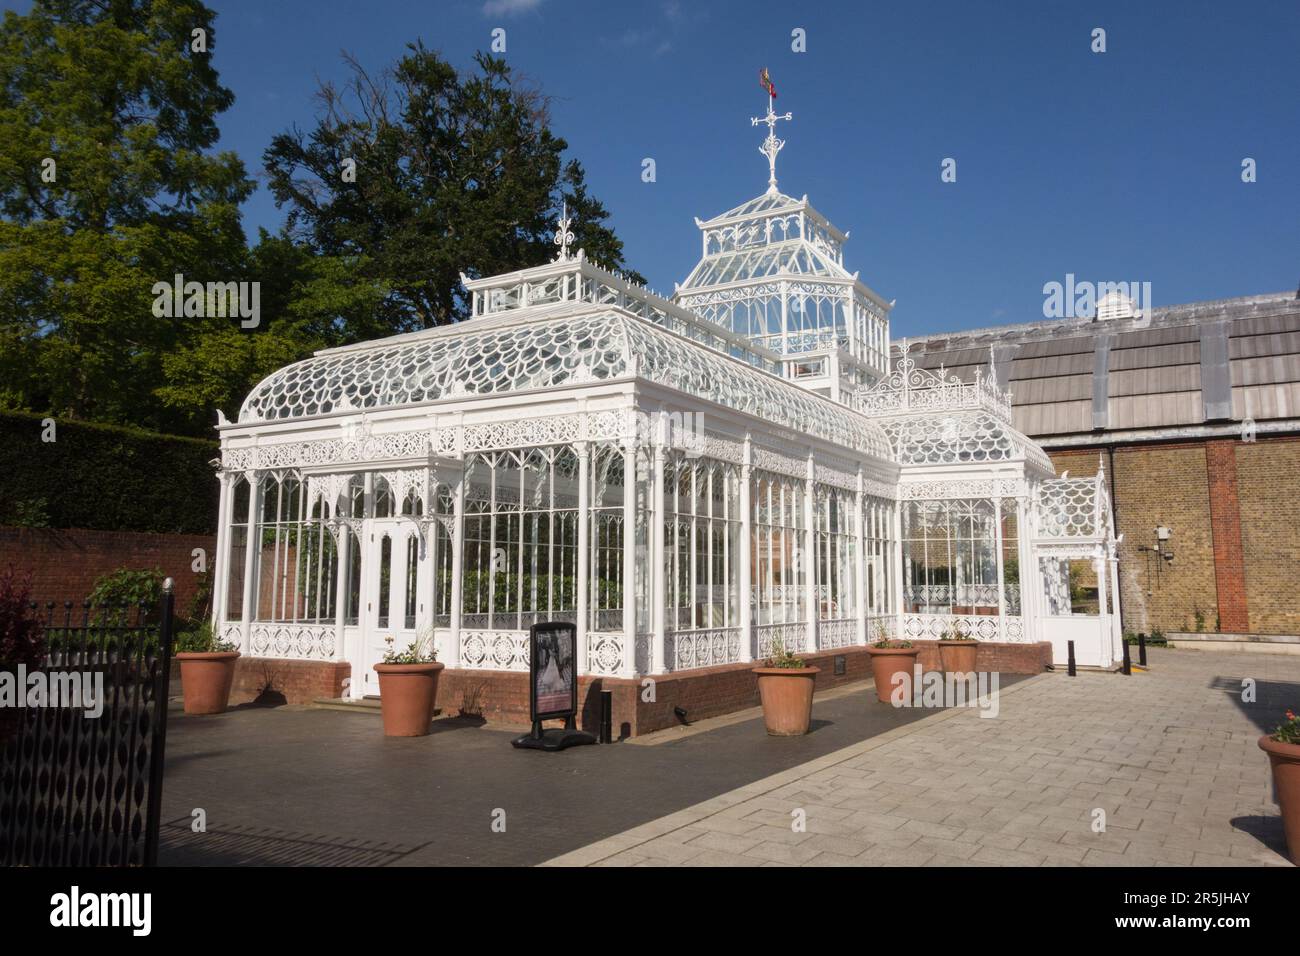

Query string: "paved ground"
[[545, 647, 1298, 866], [158, 674, 1002, 866]]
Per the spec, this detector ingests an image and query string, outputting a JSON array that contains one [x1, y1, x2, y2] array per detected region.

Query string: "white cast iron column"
[[651, 414, 667, 674], [738, 434, 753, 662], [622, 437, 637, 677], [804, 451, 817, 653], [575, 439, 589, 675], [448, 465, 466, 668], [239, 472, 262, 653]]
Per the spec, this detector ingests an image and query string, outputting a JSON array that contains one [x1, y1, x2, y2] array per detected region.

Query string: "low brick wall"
[[436, 640, 1052, 738], [0, 525, 215, 615], [230, 657, 350, 706], [219, 640, 1050, 734]]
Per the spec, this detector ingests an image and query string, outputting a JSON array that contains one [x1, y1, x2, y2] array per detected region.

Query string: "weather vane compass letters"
[[752, 67, 792, 194]]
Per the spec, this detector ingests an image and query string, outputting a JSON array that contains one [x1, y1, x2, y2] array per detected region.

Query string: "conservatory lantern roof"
[[235, 260, 892, 459], [678, 238, 848, 290]]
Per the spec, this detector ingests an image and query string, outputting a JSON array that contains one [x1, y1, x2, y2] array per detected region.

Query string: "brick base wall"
[[230, 657, 351, 706], [436, 640, 1051, 738], [219, 641, 1050, 733], [0, 525, 215, 617]]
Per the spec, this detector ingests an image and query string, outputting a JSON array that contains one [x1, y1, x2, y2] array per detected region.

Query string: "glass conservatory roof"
[[236, 308, 891, 458], [678, 240, 846, 290], [705, 190, 803, 223], [882, 412, 1054, 474]]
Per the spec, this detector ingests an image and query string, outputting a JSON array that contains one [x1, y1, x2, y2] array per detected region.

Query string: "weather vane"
[[752, 67, 792, 194], [553, 201, 575, 261]]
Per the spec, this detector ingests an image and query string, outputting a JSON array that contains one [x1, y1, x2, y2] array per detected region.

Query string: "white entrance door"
[[359, 519, 425, 696]]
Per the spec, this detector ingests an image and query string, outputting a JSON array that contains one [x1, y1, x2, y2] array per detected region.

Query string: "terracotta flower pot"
[[867, 645, 920, 703], [1259, 734, 1300, 864], [176, 651, 241, 715], [375, 662, 445, 737], [937, 640, 979, 674], [753, 666, 819, 736]]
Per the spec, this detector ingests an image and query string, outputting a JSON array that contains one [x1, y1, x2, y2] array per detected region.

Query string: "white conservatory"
[[209, 104, 1124, 703]]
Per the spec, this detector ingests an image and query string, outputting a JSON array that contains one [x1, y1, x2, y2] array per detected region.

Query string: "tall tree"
[[0, 0, 253, 432], [264, 45, 641, 332]]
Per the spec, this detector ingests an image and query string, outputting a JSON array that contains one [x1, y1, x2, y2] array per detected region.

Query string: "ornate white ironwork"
[[553, 201, 575, 261], [586, 632, 625, 676], [459, 629, 530, 671], [755, 622, 806, 659], [1037, 474, 1106, 538], [858, 344, 1013, 421], [900, 614, 1026, 643], [899, 477, 1026, 501], [667, 627, 743, 671], [249, 623, 335, 660], [751, 90, 792, 193], [817, 618, 856, 650]]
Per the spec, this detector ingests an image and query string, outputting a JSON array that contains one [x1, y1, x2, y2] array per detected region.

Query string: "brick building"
[[901, 291, 1300, 638]]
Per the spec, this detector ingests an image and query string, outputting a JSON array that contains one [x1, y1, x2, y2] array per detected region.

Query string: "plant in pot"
[[752, 637, 819, 736], [0, 567, 46, 745], [374, 631, 444, 737], [1259, 709, 1300, 864], [175, 621, 241, 715], [937, 626, 979, 674], [866, 622, 919, 704]]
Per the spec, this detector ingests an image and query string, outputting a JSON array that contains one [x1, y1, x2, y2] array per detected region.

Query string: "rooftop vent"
[[1096, 291, 1136, 321]]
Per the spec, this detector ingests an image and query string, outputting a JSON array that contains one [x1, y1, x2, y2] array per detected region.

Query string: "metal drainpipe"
[[1106, 444, 1125, 630]]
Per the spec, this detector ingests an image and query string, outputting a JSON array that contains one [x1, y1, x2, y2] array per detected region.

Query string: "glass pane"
[[377, 535, 392, 628], [404, 535, 418, 629]]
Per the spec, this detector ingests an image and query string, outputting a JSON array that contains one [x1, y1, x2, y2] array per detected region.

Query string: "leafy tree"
[[264, 44, 641, 332], [154, 229, 389, 428], [0, 0, 253, 433]]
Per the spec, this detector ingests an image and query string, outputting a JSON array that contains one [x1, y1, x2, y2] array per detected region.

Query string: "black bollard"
[[1138, 632, 1148, 667], [1067, 640, 1076, 677], [599, 689, 613, 744], [1122, 640, 1132, 675]]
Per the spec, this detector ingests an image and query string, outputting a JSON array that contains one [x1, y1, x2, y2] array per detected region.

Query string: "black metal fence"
[[0, 585, 175, 866]]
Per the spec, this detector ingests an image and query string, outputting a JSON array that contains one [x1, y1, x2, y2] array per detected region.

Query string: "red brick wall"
[[435, 640, 1051, 737], [1204, 440, 1249, 632], [0, 525, 216, 617], [230, 657, 350, 706]]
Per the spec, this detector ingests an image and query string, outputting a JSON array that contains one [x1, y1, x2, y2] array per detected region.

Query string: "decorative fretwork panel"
[[459, 629, 530, 671], [249, 623, 335, 660], [1036, 476, 1104, 538], [586, 632, 626, 676], [900, 613, 1026, 643], [817, 618, 857, 649], [666, 627, 742, 671], [755, 622, 806, 658]]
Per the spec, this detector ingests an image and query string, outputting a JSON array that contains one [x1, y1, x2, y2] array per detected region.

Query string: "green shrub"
[[0, 410, 218, 534], [87, 568, 164, 625]]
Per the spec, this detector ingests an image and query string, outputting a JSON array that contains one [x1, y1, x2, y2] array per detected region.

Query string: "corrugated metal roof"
[[897, 292, 1300, 439]]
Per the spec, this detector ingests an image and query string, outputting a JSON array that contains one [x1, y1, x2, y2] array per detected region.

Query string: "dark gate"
[[0, 582, 175, 866]]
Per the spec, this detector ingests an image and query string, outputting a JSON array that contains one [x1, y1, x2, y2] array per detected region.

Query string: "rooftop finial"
[[553, 201, 575, 261], [751, 68, 792, 194]]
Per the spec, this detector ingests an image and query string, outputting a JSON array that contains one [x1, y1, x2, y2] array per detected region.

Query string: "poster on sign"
[[531, 622, 576, 720]]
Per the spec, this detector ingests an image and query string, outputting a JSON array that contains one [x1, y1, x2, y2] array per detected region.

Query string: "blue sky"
[[10, 0, 1300, 336]]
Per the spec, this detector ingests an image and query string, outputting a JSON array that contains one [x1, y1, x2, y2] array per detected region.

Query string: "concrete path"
[[544, 647, 1297, 867]]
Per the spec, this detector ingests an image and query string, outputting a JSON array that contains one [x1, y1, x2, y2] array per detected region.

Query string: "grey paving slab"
[[157, 670, 971, 866], [547, 648, 1298, 867]]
